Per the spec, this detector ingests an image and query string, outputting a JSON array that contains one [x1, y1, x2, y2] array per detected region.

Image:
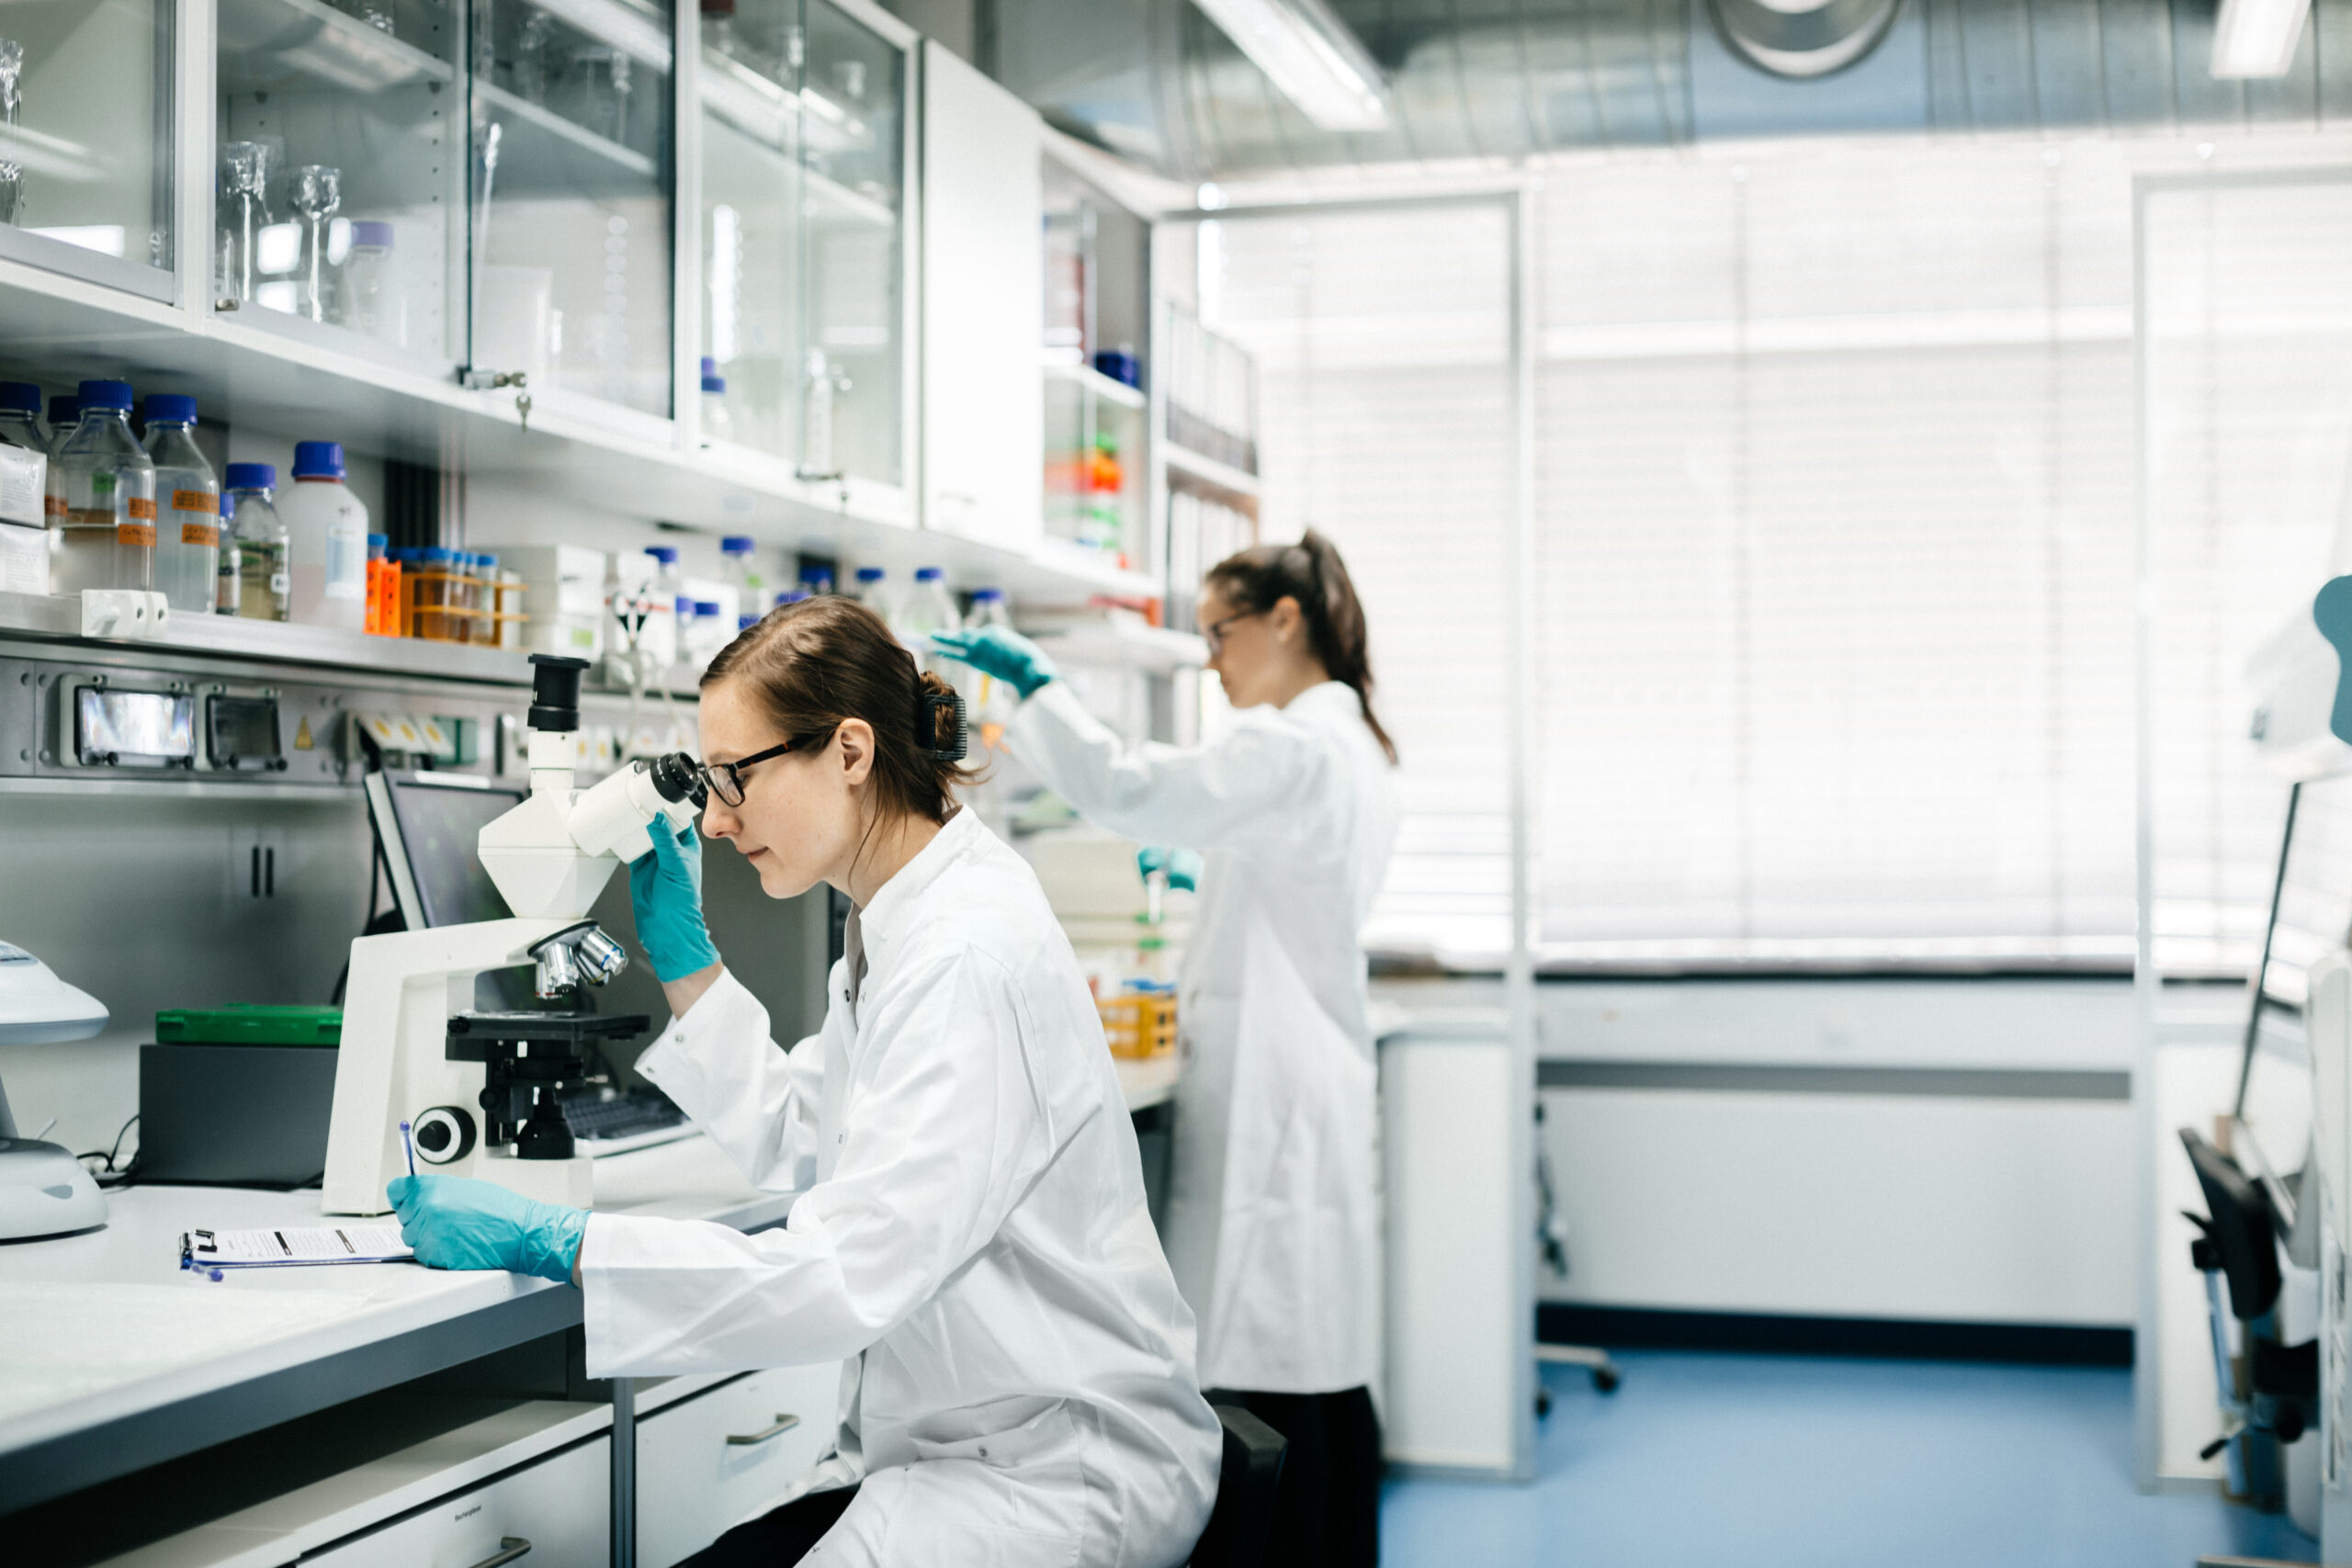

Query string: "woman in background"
[[938, 529, 1400, 1568]]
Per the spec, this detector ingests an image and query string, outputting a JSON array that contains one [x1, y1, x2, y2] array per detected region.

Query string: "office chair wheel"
[[1592, 1366, 1622, 1393]]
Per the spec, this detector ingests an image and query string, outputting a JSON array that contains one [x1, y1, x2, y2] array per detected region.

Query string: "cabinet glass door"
[[217, 0, 462, 357], [697, 0, 798, 457], [797, 0, 899, 486], [0, 1, 174, 291], [469, 0, 675, 417]]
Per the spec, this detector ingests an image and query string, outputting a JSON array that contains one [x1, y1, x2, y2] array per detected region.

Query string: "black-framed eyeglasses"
[[697, 727, 837, 807], [1202, 610, 1261, 654]]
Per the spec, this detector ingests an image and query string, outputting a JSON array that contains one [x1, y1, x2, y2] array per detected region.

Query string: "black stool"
[[1187, 1404, 1288, 1568]]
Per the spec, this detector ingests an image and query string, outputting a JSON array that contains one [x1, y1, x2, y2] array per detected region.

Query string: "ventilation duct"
[[987, 0, 2352, 181]]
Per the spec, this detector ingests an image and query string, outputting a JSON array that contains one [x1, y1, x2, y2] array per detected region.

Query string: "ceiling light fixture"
[[1193, 0, 1391, 131], [2211, 0, 2312, 76]]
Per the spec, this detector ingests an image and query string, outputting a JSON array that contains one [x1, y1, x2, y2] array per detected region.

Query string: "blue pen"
[[400, 1119, 417, 1178]]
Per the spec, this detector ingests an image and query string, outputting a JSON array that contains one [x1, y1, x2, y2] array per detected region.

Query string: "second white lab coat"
[[1008, 680, 1399, 1393], [579, 807, 1221, 1568]]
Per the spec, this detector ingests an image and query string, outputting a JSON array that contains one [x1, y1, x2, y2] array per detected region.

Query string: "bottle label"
[[172, 490, 218, 514], [181, 522, 220, 547], [43, 494, 65, 517], [127, 497, 157, 521], [270, 570, 290, 595], [118, 522, 156, 547], [324, 522, 366, 600], [0, 446, 42, 527]]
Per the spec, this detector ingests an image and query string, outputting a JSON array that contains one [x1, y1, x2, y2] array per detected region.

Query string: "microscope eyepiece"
[[526, 653, 589, 732], [646, 750, 707, 809]]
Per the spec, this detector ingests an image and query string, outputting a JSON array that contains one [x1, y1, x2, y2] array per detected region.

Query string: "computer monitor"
[[363, 769, 527, 930]]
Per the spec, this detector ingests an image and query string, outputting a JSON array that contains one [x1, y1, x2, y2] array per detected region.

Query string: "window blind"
[[1195, 135, 2352, 972], [1197, 206, 1516, 964]]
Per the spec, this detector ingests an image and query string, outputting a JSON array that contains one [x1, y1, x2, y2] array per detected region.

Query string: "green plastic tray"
[[154, 1004, 343, 1047]]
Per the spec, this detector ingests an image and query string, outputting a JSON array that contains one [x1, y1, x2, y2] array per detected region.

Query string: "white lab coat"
[[1007, 680, 1399, 1393], [580, 807, 1221, 1568]]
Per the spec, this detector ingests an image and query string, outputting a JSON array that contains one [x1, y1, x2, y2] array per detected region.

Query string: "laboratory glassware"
[[290, 165, 342, 324], [338, 221, 397, 343], [141, 395, 220, 615], [50, 381, 155, 596], [897, 565, 959, 665], [225, 465, 289, 622], [0, 382, 40, 452], [280, 442, 367, 629], [701, 356, 731, 445], [218, 141, 266, 302], [719, 536, 763, 604]]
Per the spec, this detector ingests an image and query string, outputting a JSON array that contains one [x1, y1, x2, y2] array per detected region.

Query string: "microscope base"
[[471, 1150, 595, 1209]]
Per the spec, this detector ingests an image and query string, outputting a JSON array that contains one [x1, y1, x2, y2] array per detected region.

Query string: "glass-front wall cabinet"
[[470, 0, 675, 416], [2, 0, 174, 285], [206, 0, 906, 446], [217, 0, 460, 354], [698, 0, 899, 482]]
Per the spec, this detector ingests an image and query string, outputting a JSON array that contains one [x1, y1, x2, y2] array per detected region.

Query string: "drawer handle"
[[464, 1540, 531, 1568], [726, 1413, 802, 1447]]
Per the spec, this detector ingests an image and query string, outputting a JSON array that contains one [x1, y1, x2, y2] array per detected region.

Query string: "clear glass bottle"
[[896, 564, 959, 662], [854, 564, 891, 620], [216, 519, 242, 615], [50, 380, 156, 595], [338, 220, 400, 345], [701, 356, 731, 446], [141, 395, 221, 615], [280, 441, 368, 630], [719, 535, 763, 604], [799, 564, 833, 597], [0, 381, 43, 453], [225, 464, 290, 622], [964, 586, 1017, 741], [40, 393, 75, 543]]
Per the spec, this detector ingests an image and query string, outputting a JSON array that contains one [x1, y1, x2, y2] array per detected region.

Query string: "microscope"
[[321, 655, 704, 1215]]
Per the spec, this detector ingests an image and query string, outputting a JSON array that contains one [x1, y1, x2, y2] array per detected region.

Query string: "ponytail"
[[1205, 528, 1397, 764]]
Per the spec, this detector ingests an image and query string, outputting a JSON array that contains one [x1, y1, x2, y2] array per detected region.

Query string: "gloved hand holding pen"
[[389, 1173, 586, 1283]]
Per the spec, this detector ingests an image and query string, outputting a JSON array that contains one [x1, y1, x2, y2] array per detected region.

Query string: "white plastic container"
[[279, 440, 368, 630]]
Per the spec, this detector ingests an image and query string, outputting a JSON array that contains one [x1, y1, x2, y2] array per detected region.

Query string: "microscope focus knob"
[[412, 1106, 476, 1165]]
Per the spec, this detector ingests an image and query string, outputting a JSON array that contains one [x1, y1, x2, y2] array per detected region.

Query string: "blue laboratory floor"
[[1380, 1351, 2319, 1567]]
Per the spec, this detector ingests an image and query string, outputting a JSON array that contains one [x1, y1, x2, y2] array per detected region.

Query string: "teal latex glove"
[[630, 820, 719, 983], [929, 626, 1058, 700], [388, 1173, 586, 1282], [1137, 846, 1203, 893]]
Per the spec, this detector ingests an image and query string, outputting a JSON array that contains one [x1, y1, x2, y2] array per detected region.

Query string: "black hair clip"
[[922, 690, 968, 762]]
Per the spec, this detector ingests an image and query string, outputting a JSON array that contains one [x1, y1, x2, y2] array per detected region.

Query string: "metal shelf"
[[1045, 360, 1148, 412], [218, 0, 458, 93], [1163, 443, 1261, 507], [0, 590, 534, 686]]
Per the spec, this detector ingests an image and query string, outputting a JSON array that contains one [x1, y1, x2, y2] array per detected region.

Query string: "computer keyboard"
[[560, 1087, 698, 1154]]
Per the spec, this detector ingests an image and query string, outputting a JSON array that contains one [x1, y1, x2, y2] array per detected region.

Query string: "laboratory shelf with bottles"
[[0, 0, 1170, 628]]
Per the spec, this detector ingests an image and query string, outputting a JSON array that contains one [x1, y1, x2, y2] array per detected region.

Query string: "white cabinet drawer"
[[307, 1433, 610, 1568], [638, 1363, 839, 1568]]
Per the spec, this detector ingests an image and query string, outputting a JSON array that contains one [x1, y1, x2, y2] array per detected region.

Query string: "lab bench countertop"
[[0, 1134, 793, 1514]]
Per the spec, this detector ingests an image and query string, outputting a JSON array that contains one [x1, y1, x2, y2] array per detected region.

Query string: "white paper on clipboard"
[[185, 1224, 414, 1269]]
